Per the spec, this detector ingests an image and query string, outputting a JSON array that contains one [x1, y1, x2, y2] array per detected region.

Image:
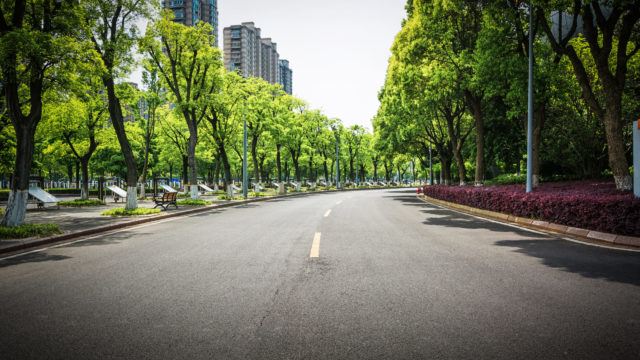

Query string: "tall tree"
[[538, 2, 640, 190], [0, 0, 81, 226], [83, 0, 156, 209], [141, 11, 222, 199]]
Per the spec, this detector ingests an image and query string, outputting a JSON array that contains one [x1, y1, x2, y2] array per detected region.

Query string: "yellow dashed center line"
[[310, 232, 321, 258]]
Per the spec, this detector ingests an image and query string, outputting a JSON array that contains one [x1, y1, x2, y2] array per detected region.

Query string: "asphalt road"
[[1, 189, 639, 359]]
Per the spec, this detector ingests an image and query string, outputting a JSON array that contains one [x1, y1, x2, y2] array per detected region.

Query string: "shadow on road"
[[495, 239, 640, 286], [0, 252, 71, 268], [386, 193, 548, 238]]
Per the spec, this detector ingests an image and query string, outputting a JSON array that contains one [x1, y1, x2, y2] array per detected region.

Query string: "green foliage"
[[484, 174, 526, 186], [217, 195, 245, 201], [177, 199, 211, 206], [0, 224, 62, 240], [101, 208, 161, 217], [59, 199, 106, 207]]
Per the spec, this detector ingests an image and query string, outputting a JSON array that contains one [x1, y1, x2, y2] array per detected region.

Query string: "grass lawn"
[[101, 208, 161, 217], [0, 223, 62, 239]]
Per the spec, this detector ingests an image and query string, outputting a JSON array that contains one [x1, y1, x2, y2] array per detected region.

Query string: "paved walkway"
[[0, 194, 237, 253]]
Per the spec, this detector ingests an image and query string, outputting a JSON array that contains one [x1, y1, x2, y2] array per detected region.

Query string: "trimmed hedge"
[[422, 181, 640, 236]]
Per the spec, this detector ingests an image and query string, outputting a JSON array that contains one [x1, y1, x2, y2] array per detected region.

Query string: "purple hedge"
[[422, 181, 640, 236]]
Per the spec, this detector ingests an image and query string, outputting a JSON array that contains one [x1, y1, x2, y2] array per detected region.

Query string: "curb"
[[0, 187, 400, 256], [417, 194, 640, 249]]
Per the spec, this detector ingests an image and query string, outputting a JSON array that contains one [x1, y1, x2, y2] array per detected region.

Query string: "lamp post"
[[333, 127, 341, 190], [526, 2, 534, 193]]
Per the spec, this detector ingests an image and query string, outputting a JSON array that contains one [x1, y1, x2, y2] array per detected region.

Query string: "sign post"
[[634, 120, 639, 198]]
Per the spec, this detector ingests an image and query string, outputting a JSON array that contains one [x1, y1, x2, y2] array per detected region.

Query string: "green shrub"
[[0, 223, 62, 239], [101, 208, 161, 217], [249, 191, 268, 197], [177, 199, 211, 206], [217, 194, 245, 201], [485, 174, 526, 185], [58, 199, 105, 207]]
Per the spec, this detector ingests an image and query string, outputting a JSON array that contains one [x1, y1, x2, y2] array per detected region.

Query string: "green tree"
[[141, 11, 222, 199], [83, 0, 156, 209], [537, 2, 640, 190], [0, 0, 81, 226]]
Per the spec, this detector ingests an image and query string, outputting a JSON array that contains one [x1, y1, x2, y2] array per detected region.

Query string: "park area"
[[422, 181, 640, 237]]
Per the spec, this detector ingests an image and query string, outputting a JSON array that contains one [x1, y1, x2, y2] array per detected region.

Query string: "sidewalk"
[[0, 194, 266, 255]]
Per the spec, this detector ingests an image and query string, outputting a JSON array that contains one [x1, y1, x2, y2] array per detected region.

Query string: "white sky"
[[220, 0, 407, 129]]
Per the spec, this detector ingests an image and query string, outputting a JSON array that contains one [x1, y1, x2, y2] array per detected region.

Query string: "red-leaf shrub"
[[422, 181, 640, 236]]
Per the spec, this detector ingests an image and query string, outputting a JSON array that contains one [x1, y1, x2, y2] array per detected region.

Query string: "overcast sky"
[[218, 0, 407, 129]]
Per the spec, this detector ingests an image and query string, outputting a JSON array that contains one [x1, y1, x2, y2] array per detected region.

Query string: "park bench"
[[153, 191, 178, 211]]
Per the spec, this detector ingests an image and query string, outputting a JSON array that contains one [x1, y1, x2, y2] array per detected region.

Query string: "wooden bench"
[[153, 192, 178, 210]]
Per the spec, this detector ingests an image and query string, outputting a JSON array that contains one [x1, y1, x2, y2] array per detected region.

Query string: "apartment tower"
[[224, 22, 293, 93], [164, 0, 219, 45]]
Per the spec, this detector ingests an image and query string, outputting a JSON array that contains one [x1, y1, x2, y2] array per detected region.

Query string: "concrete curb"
[[418, 194, 640, 249], [0, 187, 400, 255]]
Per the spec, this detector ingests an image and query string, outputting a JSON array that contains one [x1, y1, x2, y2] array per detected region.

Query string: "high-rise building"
[[278, 60, 293, 95], [223, 22, 292, 93], [164, 0, 219, 46]]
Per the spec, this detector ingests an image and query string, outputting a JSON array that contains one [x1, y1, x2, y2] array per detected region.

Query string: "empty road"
[[1, 189, 639, 359]]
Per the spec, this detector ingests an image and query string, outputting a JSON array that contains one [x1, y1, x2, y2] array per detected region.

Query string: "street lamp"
[[332, 124, 341, 190], [526, 2, 534, 193]]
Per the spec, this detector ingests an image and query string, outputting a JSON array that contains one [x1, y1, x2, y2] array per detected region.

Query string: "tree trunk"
[[468, 93, 485, 186], [603, 102, 632, 190], [102, 76, 137, 209], [323, 159, 329, 182], [187, 122, 199, 199], [80, 159, 90, 200], [532, 102, 545, 187], [1, 123, 36, 226], [182, 155, 189, 187], [276, 144, 282, 182], [139, 133, 152, 199], [75, 161, 80, 189]]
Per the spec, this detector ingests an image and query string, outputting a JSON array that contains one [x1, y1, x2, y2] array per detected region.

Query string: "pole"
[[242, 113, 248, 199], [526, 3, 534, 193], [335, 133, 340, 189]]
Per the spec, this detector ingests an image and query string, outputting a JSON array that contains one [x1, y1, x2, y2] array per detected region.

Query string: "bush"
[[0, 223, 62, 239], [422, 181, 640, 236], [217, 194, 245, 201], [177, 199, 211, 206], [249, 191, 268, 197], [101, 208, 161, 217], [58, 199, 105, 207], [484, 174, 526, 185]]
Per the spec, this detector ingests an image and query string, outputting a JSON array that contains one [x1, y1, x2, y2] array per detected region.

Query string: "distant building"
[[223, 22, 292, 93], [164, 0, 219, 46], [278, 59, 293, 95]]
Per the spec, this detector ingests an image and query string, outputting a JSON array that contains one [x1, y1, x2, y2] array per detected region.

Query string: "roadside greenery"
[[0, 224, 62, 240], [101, 208, 161, 217], [177, 199, 212, 206], [58, 199, 106, 207], [1, 1, 638, 228]]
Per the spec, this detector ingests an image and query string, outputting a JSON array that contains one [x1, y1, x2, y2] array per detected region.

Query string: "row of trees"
[[375, 1, 639, 188], [0, 2, 391, 227]]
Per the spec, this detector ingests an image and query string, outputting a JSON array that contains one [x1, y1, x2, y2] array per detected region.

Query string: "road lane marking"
[[310, 232, 321, 258], [336, 200, 343, 205], [324, 209, 332, 218]]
